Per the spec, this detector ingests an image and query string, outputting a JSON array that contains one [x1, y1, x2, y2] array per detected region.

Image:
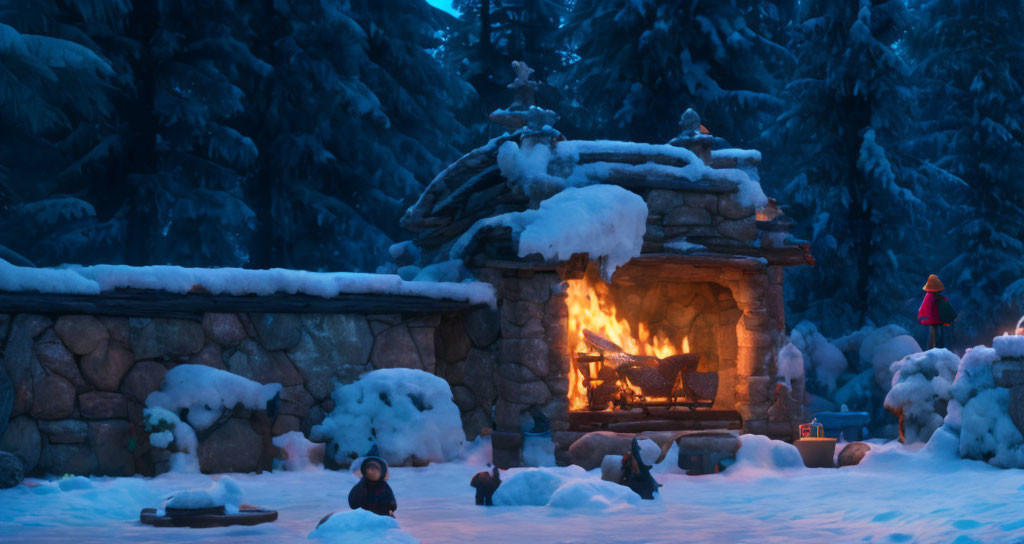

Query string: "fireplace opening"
[[565, 261, 740, 421]]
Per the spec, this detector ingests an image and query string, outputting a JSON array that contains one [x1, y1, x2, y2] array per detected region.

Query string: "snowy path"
[[2, 440, 1023, 543]]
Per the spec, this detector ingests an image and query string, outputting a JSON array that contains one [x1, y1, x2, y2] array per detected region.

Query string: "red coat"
[[918, 292, 947, 326]]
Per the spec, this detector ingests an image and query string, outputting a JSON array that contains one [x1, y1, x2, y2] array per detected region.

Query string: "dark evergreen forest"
[[1, 0, 1022, 346]]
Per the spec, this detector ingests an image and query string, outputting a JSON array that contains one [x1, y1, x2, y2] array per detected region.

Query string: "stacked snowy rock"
[[938, 336, 1024, 467], [312, 368, 463, 468], [883, 349, 959, 443], [144, 364, 280, 473]]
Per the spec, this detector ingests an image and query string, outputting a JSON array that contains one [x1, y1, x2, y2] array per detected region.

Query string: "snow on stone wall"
[[312, 368, 464, 467], [0, 258, 496, 306]]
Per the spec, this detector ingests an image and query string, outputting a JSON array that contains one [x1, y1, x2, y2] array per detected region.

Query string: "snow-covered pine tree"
[[2, 0, 261, 267], [0, 3, 121, 266], [768, 0, 937, 336], [445, 0, 567, 142], [245, 0, 472, 272], [905, 0, 1024, 344], [563, 0, 787, 147]]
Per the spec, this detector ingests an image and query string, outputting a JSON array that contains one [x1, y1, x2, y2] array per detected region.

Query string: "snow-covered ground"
[[2, 438, 1022, 543]]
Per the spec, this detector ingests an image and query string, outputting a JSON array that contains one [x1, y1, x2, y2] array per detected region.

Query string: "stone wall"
[[0, 311, 445, 476]]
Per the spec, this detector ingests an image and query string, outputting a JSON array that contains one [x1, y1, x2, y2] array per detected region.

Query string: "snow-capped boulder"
[[312, 369, 463, 468], [883, 349, 959, 443], [728, 434, 804, 473]]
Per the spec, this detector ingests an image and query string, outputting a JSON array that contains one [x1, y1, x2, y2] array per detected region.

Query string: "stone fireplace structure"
[[401, 67, 814, 467]]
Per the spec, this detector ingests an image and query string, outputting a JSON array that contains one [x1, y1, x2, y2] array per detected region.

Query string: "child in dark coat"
[[348, 451, 397, 517]]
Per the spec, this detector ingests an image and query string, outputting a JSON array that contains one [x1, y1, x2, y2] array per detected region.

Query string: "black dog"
[[620, 438, 660, 500], [470, 466, 501, 505]]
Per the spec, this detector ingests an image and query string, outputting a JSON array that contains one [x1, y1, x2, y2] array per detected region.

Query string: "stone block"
[[718, 195, 756, 220], [499, 338, 550, 378], [994, 362, 1024, 389], [31, 375, 75, 420], [370, 325, 423, 370], [272, 415, 302, 436], [465, 307, 500, 348], [665, 206, 712, 226], [288, 314, 373, 400], [188, 343, 225, 369], [645, 189, 686, 215], [409, 326, 436, 374], [89, 420, 135, 476], [129, 318, 205, 360], [227, 339, 303, 386], [717, 218, 758, 241], [79, 392, 128, 419], [278, 385, 315, 418], [0, 451, 23, 488], [80, 340, 135, 392], [34, 330, 88, 392], [464, 349, 497, 410], [120, 361, 167, 404], [54, 315, 109, 355], [202, 313, 247, 347], [452, 385, 477, 412], [497, 379, 552, 405], [0, 416, 41, 473], [251, 313, 303, 351], [197, 418, 263, 474], [436, 315, 471, 363], [684, 192, 718, 212], [38, 419, 88, 444], [38, 443, 99, 475]]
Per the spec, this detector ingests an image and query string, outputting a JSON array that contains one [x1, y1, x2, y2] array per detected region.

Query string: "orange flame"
[[566, 275, 689, 411]]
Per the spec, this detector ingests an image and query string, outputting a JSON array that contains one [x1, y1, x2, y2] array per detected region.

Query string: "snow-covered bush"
[[870, 335, 922, 391], [143, 407, 198, 472], [791, 321, 846, 392], [146, 364, 281, 431], [309, 509, 419, 544], [776, 342, 804, 392], [727, 434, 804, 473], [883, 349, 959, 443], [312, 368, 463, 467], [946, 346, 999, 432]]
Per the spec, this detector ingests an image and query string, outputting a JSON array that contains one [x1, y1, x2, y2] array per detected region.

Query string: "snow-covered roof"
[[0, 258, 496, 306]]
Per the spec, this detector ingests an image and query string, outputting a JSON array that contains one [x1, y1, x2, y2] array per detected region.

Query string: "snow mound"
[[993, 334, 1024, 359], [950, 346, 999, 410], [493, 466, 638, 510], [728, 434, 804, 473], [547, 479, 643, 510], [56, 476, 93, 491], [273, 431, 323, 471], [165, 477, 244, 513], [871, 335, 922, 391], [146, 364, 281, 431], [492, 467, 571, 506], [309, 509, 419, 544], [453, 185, 647, 281], [884, 349, 959, 443], [791, 321, 846, 392], [312, 369, 463, 467], [522, 435, 556, 467]]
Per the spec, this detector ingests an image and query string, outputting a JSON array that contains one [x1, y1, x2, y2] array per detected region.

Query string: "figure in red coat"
[[918, 274, 957, 349]]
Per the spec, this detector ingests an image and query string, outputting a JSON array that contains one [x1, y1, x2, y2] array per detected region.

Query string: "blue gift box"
[[813, 411, 870, 441]]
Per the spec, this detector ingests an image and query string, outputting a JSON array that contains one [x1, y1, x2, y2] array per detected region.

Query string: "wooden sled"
[[140, 505, 278, 528]]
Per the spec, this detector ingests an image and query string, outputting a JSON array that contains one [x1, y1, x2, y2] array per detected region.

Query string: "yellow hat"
[[923, 274, 944, 292]]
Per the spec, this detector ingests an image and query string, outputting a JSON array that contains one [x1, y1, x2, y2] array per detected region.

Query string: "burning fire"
[[566, 275, 689, 411]]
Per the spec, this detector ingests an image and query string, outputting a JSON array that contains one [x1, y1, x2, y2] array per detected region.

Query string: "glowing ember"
[[566, 274, 689, 411]]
